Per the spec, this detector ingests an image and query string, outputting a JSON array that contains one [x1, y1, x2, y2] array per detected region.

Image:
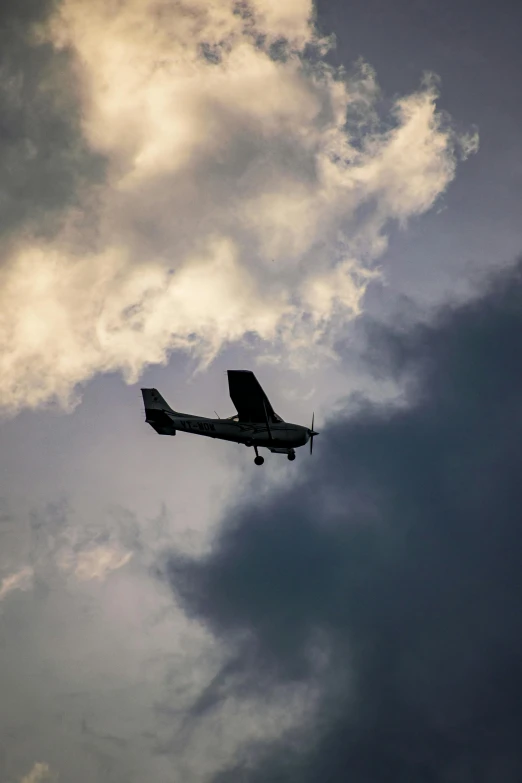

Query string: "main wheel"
[[287, 452, 296, 461], [254, 455, 264, 466]]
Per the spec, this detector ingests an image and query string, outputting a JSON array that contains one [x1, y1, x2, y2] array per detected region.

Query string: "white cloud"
[[0, 565, 33, 603], [0, 0, 474, 414]]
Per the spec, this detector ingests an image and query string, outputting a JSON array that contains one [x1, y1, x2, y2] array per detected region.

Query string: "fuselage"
[[166, 413, 311, 449]]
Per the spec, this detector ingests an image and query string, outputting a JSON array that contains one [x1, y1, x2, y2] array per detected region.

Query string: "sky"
[[0, 1, 521, 781]]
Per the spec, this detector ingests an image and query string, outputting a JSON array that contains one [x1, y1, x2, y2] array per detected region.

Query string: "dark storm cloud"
[[0, 0, 105, 241], [166, 260, 522, 782]]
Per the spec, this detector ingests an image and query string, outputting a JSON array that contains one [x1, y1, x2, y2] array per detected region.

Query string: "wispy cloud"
[[0, 0, 474, 414], [57, 544, 132, 582], [28, 501, 138, 583], [0, 565, 33, 603], [19, 762, 54, 783]]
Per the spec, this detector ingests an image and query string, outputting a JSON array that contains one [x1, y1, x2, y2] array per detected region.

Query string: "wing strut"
[[262, 399, 273, 442]]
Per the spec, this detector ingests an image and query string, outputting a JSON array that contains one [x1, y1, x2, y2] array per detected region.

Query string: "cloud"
[[0, 565, 33, 602], [19, 762, 54, 783], [0, 0, 474, 414], [57, 543, 132, 582], [27, 501, 138, 583], [165, 259, 522, 782]]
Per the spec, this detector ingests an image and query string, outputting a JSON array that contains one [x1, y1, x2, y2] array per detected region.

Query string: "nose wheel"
[[253, 445, 264, 466], [287, 451, 296, 461]]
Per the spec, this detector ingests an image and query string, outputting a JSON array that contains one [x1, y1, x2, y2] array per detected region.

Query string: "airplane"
[[141, 370, 318, 465]]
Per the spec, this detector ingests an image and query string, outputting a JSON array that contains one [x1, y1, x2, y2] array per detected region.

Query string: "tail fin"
[[142, 388, 174, 412], [141, 388, 177, 436]]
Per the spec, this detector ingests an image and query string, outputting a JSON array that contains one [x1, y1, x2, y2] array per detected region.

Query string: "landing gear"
[[287, 451, 296, 461], [253, 444, 264, 466]]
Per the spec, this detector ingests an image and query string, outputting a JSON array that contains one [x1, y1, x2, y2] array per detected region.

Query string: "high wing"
[[227, 370, 283, 423]]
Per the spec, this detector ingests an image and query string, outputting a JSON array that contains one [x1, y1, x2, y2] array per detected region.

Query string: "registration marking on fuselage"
[[179, 420, 216, 432]]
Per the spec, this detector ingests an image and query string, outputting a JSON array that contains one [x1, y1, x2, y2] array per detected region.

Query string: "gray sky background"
[[0, 1, 521, 781]]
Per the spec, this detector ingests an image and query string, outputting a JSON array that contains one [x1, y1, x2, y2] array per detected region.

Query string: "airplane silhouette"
[[141, 370, 318, 465]]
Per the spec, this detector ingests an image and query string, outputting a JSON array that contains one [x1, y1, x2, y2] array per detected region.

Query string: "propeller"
[[309, 412, 318, 455]]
